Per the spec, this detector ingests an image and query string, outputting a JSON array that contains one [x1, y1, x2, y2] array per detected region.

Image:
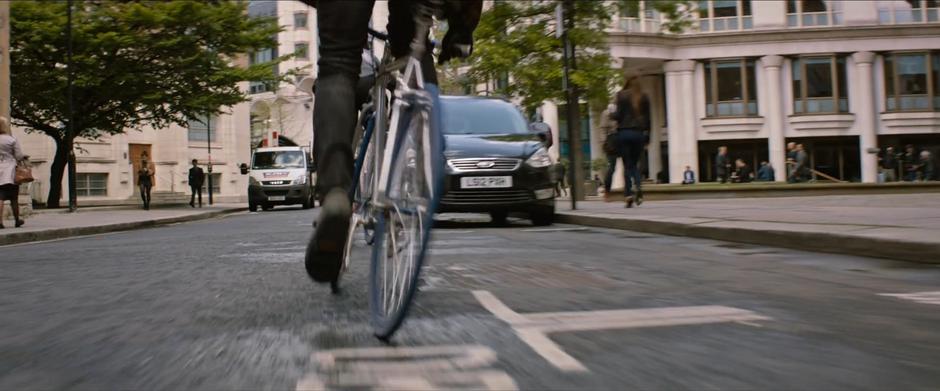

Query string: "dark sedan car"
[[439, 96, 556, 226]]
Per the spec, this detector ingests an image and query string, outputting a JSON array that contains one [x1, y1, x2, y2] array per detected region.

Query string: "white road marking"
[[297, 344, 517, 390], [473, 290, 770, 373], [878, 291, 940, 305], [520, 227, 589, 233]]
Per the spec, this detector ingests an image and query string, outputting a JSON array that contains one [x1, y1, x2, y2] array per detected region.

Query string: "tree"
[[462, 0, 691, 112], [10, 1, 288, 207]]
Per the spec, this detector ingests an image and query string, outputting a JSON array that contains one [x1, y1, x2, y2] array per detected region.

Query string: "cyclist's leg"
[[387, 0, 437, 84], [306, 0, 375, 284]]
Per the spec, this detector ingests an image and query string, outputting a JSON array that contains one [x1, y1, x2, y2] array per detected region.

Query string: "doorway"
[[128, 144, 153, 188]]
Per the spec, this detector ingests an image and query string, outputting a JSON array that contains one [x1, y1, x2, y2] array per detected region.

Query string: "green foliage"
[[463, 0, 691, 112], [11, 0, 286, 140], [10, 0, 288, 206]]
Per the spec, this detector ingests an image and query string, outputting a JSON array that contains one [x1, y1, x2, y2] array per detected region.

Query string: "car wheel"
[[490, 211, 508, 226], [531, 208, 554, 226], [302, 197, 312, 209]]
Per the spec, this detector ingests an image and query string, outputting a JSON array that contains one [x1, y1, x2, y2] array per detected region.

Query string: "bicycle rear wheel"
[[369, 85, 442, 340]]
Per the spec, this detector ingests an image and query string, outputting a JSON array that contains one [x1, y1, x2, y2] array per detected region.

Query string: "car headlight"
[[525, 148, 553, 168], [249, 176, 260, 185], [293, 175, 307, 185]]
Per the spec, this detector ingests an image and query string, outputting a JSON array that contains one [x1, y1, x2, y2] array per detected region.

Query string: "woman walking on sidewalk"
[[0, 118, 28, 228], [612, 73, 651, 208]]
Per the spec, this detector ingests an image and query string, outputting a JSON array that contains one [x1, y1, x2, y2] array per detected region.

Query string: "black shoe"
[[305, 188, 351, 283], [190, 202, 195, 208], [15, 219, 24, 228]]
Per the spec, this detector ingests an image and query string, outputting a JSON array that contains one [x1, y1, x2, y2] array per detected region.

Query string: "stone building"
[[537, 0, 940, 187]]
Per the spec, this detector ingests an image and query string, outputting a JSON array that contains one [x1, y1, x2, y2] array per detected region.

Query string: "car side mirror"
[[529, 122, 553, 148], [239, 163, 249, 175]]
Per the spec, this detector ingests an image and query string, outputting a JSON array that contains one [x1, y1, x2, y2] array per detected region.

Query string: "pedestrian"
[[903, 144, 918, 181], [715, 146, 730, 183], [786, 142, 797, 183], [138, 159, 154, 210], [756, 161, 774, 182], [600, 103, 619, 202], [612, 72, 651, 208], [880, 146, 898, 182], [682, 165, 695, 184], [733, 158, 753, 183], [920, 150, 935, 181], [789, 143, 809, 183], [0, 117, 27, 228], [188, 159, 205, 208]]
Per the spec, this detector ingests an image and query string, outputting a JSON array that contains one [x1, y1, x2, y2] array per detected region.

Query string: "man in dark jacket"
[[756, 161, 774, 181], [881, 146, 898, 182], [189, 159, 205, 208], [715, 146, 730, 183]]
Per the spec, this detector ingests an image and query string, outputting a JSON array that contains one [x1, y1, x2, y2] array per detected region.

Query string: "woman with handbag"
[[0, 118, 29, 228]]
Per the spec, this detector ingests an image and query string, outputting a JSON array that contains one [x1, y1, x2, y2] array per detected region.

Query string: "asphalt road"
[[2, 207, 940, 390]]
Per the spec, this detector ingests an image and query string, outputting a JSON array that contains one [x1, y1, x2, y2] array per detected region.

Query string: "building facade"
[[540, 0, 940, 187]]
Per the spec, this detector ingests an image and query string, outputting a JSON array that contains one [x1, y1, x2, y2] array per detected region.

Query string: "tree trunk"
[[46, 138, 71, 208]]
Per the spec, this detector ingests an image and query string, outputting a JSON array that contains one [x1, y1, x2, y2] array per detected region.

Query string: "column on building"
[[852, 51, 879, 183], [644, 75, 664, 181], [665, 60, 697, 184], [761, 55, 787, 182]]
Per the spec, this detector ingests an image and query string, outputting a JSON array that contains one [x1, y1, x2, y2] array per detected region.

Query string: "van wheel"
[[302, 195, 313, 209], [490, 211, 508, 226], [531, 206, 554, 226], [248, 202, 258, 212]]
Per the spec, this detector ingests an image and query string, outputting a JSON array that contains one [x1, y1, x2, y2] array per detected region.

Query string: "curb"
[[0, 207, 245, 247], [555, 212, 940, 264]]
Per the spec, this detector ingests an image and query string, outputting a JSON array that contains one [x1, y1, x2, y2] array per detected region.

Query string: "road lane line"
[[472, 290, 530, 325], [515, 328, 589, 372], [472, 290, 771, 373], [878, 291, 940, 306]]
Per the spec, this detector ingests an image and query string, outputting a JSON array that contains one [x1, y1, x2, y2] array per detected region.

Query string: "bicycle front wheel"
[[369, 86, 442, 340]]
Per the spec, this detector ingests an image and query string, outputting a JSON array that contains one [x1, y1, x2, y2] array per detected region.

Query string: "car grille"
[[262, 180, 290, 186], [442, 189, 533, 204], [263, 189, 289, 197], [447, 158, 521, 172]]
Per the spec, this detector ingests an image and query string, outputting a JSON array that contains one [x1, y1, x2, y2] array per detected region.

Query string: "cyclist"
[[299, 0, 482, 284]]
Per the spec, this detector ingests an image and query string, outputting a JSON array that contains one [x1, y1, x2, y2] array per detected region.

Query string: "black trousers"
[[190, 186, 202, 206], [139, 184, 152, 208], [314, 0, 437, 198]]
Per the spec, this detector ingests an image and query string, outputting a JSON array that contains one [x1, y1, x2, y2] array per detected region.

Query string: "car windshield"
[[252, 151, 306, 169], [441, 99, 529, 135]]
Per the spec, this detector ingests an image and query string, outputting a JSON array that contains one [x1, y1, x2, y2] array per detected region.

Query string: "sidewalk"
[[555, 194, 940, 263], [0, 204, 246, 246]]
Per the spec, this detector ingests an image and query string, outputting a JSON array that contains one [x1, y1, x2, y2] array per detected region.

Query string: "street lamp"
[[206, 111, 213, 205], [66, 0, 77, 212], [557, 0, 584, 209]]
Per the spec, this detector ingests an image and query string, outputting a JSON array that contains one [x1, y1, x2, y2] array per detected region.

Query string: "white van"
[[240, 146, 317, 211]]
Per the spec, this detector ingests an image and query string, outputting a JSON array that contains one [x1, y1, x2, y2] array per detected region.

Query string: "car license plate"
[[460, 176, 512, 189], [268, 196, 286, 201]]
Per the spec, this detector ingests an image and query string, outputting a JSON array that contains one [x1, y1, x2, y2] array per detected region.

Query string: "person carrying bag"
[[0, 117, 28, 228]]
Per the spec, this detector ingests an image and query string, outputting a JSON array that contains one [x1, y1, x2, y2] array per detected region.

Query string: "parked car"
[[439, 96, 556, 226]]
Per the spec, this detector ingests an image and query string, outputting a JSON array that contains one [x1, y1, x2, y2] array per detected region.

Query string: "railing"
[[787, 11, 843, 27], [618, 17, 661, 33]]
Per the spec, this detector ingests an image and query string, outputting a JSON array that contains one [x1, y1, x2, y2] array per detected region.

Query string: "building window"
[[249, 47, 278, 94], [705, 59, 758, 117], [879, 0, 940, 24], [294, 11, 308, 29], [788, 0, 843, 27], [201, 173, 222, 194], [618, 0, 663, 33], [188, 114, 218, 143], [697, 0, 752, 32], [294, 43, 309, 60], [792, 56, 848, 114], [76, 173, 107, 197], [884, 52, 940, 111]]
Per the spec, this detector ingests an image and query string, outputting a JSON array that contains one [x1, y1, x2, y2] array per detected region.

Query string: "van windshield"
[[252, 151, 306, 169]]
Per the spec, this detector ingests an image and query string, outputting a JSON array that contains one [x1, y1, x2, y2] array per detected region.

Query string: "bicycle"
[[328, 3, 446, 341]]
